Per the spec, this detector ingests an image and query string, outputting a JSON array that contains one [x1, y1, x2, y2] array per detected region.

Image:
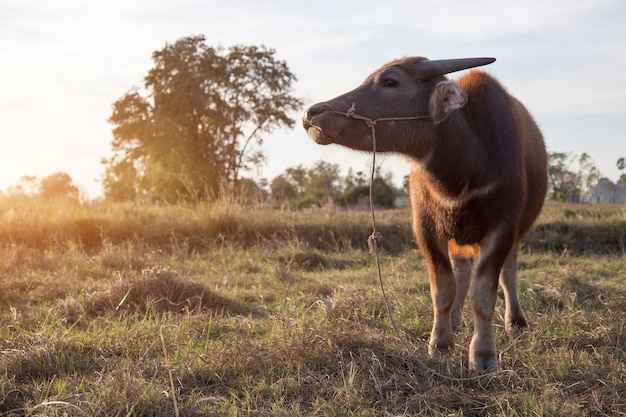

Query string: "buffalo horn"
[[417, 57, 496, 80]]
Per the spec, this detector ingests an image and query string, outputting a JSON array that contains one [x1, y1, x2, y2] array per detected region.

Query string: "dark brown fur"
[[303, 57, 548, 372]]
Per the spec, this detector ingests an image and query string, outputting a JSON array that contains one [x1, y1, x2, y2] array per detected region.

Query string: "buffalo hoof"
[[469, 348, 499, 373], [505, 315, 528, 332], [428, 338, 455, 357]]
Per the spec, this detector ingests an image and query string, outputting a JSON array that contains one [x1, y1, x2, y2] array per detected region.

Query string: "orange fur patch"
[[448, 239, 480, 259]]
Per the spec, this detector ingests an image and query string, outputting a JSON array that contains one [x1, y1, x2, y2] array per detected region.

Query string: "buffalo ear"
[[429, 81, 467, 124]]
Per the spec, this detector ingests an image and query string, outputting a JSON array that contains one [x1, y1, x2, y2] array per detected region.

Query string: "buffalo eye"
[[381, 78, 398, 88]]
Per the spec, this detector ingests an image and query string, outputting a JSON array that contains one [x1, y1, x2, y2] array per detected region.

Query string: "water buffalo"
[[302, 57, 548, 372]]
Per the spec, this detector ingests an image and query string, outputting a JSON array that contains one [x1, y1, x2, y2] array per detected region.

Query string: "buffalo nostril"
[[305, 102, 332, 121]]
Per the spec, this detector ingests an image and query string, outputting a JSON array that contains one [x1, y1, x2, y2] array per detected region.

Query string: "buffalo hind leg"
[[451, 256, 472, 331], [500, 243, 528, 331]]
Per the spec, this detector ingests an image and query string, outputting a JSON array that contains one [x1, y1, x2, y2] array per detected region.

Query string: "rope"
[[339, 104, 501, 382], [334, 102, 432, 127]]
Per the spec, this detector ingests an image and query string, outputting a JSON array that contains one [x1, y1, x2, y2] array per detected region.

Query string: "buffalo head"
[[303, 57, 495, 155]]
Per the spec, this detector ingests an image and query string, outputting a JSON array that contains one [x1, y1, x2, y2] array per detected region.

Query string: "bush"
[[336, 177, 396, 208]]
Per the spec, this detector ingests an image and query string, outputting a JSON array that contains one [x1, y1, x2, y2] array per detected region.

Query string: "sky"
[[1, 0, 625, 198]]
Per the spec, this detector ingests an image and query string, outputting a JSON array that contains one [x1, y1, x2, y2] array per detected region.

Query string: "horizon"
[[1, 0, 625, 198]]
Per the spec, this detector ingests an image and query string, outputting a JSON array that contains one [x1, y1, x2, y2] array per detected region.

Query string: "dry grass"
[[0, 199, 624, 416]]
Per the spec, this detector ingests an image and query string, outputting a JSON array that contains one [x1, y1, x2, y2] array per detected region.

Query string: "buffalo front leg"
[[500, 243, 528, 331], [427, 255, 457, 356], [469, 231, 515, 372], [469, 270, 499, 372], [413, 215, 456, 357]]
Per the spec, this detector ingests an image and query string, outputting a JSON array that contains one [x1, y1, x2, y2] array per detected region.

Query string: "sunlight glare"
[[0, 156, 24, 193]]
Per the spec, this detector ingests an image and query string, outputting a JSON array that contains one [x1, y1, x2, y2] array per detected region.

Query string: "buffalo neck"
[[409, 110, 494, 198]]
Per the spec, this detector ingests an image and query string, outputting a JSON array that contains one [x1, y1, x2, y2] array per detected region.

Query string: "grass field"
[[0, 200, 624, 416]]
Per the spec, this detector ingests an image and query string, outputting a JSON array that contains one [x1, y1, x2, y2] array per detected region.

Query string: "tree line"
[[548, 152, 626, 203], [0, 161, 400, 208], [1, 35, 624, 206], [269, 161, 398, 208], [5, 151, 626, 207]]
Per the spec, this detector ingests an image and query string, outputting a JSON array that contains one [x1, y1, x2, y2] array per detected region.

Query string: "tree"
[[337, 168, 396, 208], [39, 172, 79, 202], [17, 175, 39, 195], [578, 152, 601, 195], [100, 157, 140, 202], [270, 174, 298, 201], [104, 35, 302, 202], [548, 152, 581, 202], [305, 160, 342, 205], [589, 177, 623, 203], [618, 173, 626, 191], [271, 161, 400, 208], [270, 161, 342, 207], [287, 161, 342, 207], [233, 178, 268, 204]]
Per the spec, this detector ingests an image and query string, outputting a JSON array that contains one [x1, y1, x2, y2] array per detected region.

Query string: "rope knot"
[[368, 231, 383, 254], [347, 103, 377, 128], [346, 102, 356, 117]]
